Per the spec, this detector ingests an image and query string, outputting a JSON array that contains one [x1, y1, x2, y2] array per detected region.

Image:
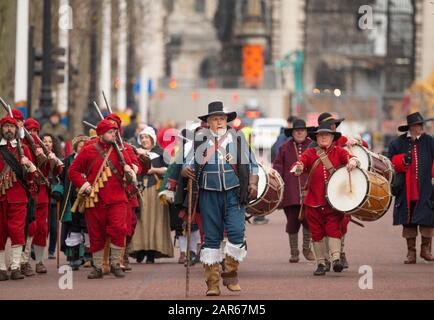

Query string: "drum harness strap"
[[315, 147, 336, 176], [298, 147, 335, 221]]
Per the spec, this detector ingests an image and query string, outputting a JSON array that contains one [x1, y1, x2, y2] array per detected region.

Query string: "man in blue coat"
[[182, 101, 259, 296], [388, 112, 434, 264]]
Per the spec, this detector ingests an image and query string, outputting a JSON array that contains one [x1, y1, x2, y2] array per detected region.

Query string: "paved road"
[[1, 206, 433, 300]]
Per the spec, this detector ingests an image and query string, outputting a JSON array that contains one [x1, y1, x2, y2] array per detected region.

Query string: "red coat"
[[293, 145, 353, 207], [23, 134, 62, 204], [68, 140, 133, 205], [0, 142, 35, 204], [391, 145, 420, 209], [273, 138, 311, 207]]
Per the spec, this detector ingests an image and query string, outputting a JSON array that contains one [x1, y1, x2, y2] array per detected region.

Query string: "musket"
[[102, 91, 112, 114], [22, 129, 47, 162], [87, 104, 144, 202], [0, 97, 25, 159], [0, 100, 47, 162], [0, 97, 50, 185], [33, 132, 64, 168], [93, 101, 104, 120], [185, 178, 193, 298], [0, 97, 63, 167], [112, 140, 146, 204], [84, 120, 151, 173], [102, 91, 125, 149], [83, 120, 97, 130]]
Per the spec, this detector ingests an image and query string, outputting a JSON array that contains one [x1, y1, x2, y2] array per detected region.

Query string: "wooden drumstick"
[[348, 156, 353, 193]]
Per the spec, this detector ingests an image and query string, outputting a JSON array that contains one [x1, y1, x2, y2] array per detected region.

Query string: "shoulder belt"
[[0, 145, 30, 194], [94, 143, 125, 187], [315, 146, 335, 175]]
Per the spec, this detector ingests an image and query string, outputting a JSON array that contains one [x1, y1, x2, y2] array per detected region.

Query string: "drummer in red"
[[292, 121, 360, 276], [313, 112, 369, 269]]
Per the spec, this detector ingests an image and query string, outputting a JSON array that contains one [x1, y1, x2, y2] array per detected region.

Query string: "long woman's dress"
[[132, 146, 173, 261]]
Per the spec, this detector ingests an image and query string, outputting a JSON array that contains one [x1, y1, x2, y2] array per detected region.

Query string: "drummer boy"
[[291, 122, 360, 276]]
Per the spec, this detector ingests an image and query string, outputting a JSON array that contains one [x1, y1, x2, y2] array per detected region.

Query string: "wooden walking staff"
[[185, 179, 193, 298], [56, 201, 61, 269]]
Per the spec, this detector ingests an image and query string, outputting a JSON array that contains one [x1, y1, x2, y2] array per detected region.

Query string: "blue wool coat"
[[388, 133, 434, 226]]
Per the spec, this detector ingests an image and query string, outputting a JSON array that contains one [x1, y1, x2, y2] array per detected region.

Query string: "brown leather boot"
[[122, 247, 132, 272], [10, 268, 25, 280], [110, 263, 125, 278], [288, 234, 299, 263], [205, 263, 221, 296], [0, 270, 8, 281], [87, 268, 103, 279], [404, 238, 417, 264], [302, 228, 315, 261], [178, 252, 187, 264], [20, 262, 35, 277], [221, 256, 241, 292], [35, 262, 47, 274], [420, 237, 434, 261]]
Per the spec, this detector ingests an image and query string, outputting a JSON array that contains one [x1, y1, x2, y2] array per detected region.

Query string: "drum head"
[[250, 164, 267, 203], [348, 145, 369, 170], [327, 167, 368, 212]]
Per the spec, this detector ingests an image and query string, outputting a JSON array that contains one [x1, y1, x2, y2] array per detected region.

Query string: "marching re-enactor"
[[0, 115, 37, 281], [68, 119, 136, 279], [105, 113, 145, 271], [272, 119, 315, 263], [181, 101, 259, 296], [22, 118, 62, 275], [388, 112, 434, 263], [292, 122, 360, 276], [312, 112, 369, 269]]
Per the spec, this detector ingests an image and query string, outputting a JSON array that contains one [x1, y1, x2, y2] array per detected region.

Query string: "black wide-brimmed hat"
[[198, 101, 237, 123], [284, 119, 315, 137], [398, 112, 433, 132], [308, 121, 342, 142], [318, 112, 345, 128]]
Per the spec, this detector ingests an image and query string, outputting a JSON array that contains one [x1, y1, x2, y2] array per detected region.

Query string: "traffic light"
[[52, 47, 67, 84], [27, 26, 43, 116]]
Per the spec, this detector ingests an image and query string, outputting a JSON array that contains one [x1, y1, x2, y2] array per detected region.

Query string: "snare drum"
[[326, 167, 392, 222], [246, 164, 284, 217], [346, 145, 395, 183]]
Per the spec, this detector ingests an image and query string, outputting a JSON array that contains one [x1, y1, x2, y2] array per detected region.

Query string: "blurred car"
[[252, 118, 287, 150]]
